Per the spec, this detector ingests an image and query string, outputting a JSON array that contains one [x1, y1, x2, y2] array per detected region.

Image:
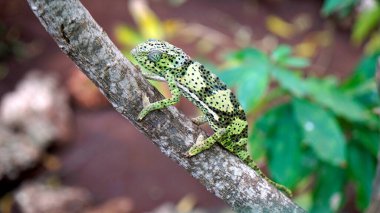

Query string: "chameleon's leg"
[[191, 115, 207, 125], [186, 128, 226, 157], [234, 138, 293, 197], [138, 74, 180, 120]]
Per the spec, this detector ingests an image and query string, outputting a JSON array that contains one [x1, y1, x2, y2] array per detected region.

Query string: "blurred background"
[[0, 0, 379, 212]]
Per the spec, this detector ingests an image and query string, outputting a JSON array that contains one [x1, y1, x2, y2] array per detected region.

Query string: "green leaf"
[[265, 105, 305, 188], [219, 48, 269, 87], [343, 52, 380, 110], [220, 48, 270, 111], [311, 163, 345, 213], [281, 57, 310, 68], [225, 47, 267, 63], [252, 105, 317, 189], [364, 31, 380, 54], [249, 105, 278, 161], [299, 148, 319, 178], [217, 66, 249, 87], [305, 78, 369, 122], [270, 44, 310, 69], [293, 98, 346, 165], [248, 130, 266, 161], [271, 45, 292, 63], [352, 127, 380, 158], [352, 5, 380, 44], [347, 144, 376, 210], [344, 51, 380, 89], [271, 68, 307, 97], [251, 106, 278, 135], [237, 66, 269, 111], [322, 0, 357, 16]]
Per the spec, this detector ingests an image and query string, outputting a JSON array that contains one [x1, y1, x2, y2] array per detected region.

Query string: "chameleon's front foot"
[[138, 80, 180, 121], [137, 108, 150, 121], [138, 95, 153, 121]]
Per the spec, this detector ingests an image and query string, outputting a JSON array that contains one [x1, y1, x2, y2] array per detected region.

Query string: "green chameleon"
[[131, 39, 292, 197]]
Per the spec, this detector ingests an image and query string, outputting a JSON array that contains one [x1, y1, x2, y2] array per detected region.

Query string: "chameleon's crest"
[[131, 39, 189, 76]]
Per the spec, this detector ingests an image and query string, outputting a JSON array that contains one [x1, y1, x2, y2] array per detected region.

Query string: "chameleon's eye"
[[147, 50, 162, 62]]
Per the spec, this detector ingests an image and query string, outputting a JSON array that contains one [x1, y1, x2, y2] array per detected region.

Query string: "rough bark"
[[26, 0, 305, 212], [367, 57, 380, 213]]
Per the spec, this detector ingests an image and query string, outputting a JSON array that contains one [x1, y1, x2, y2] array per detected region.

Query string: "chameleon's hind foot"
[[186, 128, 226, 157], [184, 136, 205, 158], [185, 134, 209, 157]]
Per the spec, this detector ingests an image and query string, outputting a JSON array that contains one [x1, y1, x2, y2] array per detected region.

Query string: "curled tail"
[[235, 146, 292, 197], [244, 156, 292, 197]]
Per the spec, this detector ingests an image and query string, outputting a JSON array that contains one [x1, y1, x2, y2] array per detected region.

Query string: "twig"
[[25, 0, 305, 212]]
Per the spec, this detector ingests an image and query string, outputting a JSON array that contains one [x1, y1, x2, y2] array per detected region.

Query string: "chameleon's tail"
[[242, 155, 293, 197]]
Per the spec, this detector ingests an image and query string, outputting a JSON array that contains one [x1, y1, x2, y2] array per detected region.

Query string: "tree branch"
[[26, 0, 304, 212]]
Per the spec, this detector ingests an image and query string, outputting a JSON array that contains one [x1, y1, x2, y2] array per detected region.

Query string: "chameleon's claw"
[[186, 147, 199, 157], [184, 152, 193, 158]]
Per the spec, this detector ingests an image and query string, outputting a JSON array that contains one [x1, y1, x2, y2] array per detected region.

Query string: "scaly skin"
[[131, 39, 292, 197]]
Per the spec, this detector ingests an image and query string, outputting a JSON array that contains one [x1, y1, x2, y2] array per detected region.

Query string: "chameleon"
[[131, 39, 292, 197]]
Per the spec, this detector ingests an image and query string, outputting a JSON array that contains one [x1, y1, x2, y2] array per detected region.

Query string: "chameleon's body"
[[131, 39, 291, 196]]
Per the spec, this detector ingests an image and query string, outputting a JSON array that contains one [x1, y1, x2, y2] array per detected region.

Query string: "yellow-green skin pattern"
[[131, 40, 291, 197]]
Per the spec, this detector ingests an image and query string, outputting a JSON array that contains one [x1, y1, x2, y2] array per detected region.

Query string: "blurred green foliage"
[[322, 0, 357, 17], [322, 0, 380, 53], [216, 46, 379, 212]]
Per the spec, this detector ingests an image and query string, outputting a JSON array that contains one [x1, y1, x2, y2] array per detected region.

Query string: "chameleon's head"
[[131, 39, 190, 76]]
